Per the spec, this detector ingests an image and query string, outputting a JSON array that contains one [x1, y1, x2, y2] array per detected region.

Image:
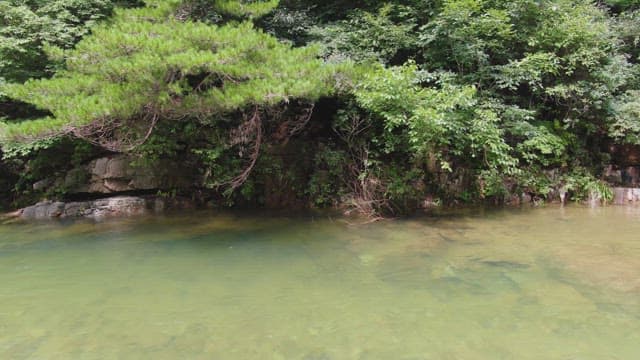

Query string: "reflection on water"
[[1, 206, 640, 359]]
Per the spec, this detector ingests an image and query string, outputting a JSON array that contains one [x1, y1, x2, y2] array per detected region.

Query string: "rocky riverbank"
[[8, 196, 195, 220], [4, 151, 640, 221]]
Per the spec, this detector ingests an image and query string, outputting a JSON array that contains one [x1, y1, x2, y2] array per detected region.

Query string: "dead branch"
[[66, 104, 159, 153], [342, 145, 391, 220], [332, 113, 371, 146], [270, 102, 315, 145], [220, 102, 316, 190], [221, 106, 263, 190], [286, 103, 315, 138]]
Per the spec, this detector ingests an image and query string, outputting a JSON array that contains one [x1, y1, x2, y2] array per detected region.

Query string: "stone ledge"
[[17, 196, 195, 220]]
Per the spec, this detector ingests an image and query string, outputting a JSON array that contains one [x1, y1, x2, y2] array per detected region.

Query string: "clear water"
[[1, 206, 639, 359]]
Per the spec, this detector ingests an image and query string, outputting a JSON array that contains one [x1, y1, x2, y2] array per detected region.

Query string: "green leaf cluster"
[[0, 0, 125, 83], [289, 0, 639, 202], [0, 0, 351, 143]]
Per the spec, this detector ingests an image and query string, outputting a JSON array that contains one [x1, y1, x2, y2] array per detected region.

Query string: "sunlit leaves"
[[353, 63, 518, 176], [1, 1, 349, 143]]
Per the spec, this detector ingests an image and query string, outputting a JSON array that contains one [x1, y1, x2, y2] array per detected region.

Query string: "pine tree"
[[0, 0, 350, 148]]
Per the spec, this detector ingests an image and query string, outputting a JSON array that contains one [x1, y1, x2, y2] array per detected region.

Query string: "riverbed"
[[1, 206, 639, 359]]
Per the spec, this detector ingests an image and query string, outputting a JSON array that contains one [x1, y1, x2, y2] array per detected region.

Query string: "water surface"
[[1, 206, 639, 359]]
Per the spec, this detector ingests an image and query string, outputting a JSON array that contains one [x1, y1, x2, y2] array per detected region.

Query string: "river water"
[[1, 206, 639, 359]]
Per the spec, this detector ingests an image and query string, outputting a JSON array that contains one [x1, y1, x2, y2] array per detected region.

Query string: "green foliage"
[[1, 136, 62, 160], [211, 0, 279, 18], [306, 146, 347, 206], [614, 9, 640, 60], [311, 4, 417, 64], [421, 0, 515, 73], [353, 63, 518, 178], [0, 1, 350, 143], [257, 6, 315, 45], [178, 0, 279, 23], [563, 170, 614, 204], [2, 0, 640, 213], [609, 90, 640, 144], [333, 0, 637, 205], [0, 0, 116, 83], [605, 0, 640, 12], [1, 136, 101, 205]]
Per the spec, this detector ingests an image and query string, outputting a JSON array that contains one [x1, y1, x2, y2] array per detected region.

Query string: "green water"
[[1, 206, 639, 359]]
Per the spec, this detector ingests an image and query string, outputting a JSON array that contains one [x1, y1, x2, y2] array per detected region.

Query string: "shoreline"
[[4, 188, 640, 222]]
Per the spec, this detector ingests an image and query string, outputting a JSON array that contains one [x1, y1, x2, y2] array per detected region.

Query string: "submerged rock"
[[479, 260, 530, 270], [551, 246, 640, 294], [20, 201, 66, 219]]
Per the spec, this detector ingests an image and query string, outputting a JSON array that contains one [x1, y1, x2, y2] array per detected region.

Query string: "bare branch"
[[66, 104, 159, 153], [271, 102, 315, 145], [220, 106, 263, 190]]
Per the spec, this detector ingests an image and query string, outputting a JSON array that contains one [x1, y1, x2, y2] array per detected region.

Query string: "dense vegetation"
[[1, 0, 639, 214]]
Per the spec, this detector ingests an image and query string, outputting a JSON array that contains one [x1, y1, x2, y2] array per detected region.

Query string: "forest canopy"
[[1, 0, 639, 213]]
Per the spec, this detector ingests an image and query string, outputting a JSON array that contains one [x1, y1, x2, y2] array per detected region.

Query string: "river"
[[1, 206, 639, 359]]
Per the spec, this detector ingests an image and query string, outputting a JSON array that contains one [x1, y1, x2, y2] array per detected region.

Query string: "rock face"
[[16, 154, 200, 220], [608, 144, 640, 167], [19, 196, 195, 220], [613, 187, 640, 205], [604, 165, 640, 186], [59, 155, 195, 194]]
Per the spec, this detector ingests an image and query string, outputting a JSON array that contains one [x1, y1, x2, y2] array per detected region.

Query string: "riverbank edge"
[[3, 186, 640, 222]]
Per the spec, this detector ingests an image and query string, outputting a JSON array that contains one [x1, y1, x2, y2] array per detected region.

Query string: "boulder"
[[20, 201, 66, 219], [82, 197, 148, 218]]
